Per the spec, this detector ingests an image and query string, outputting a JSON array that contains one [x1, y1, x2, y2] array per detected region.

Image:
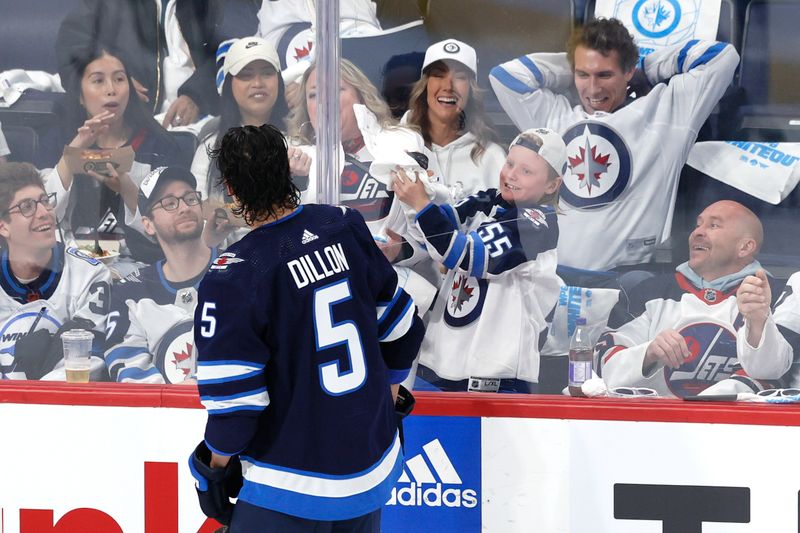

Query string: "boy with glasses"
[[0, 162, 111, 380], [104, 166, 216, 383]]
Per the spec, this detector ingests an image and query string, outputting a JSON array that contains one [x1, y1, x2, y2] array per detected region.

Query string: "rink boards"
[[0, 383, 799, 532]]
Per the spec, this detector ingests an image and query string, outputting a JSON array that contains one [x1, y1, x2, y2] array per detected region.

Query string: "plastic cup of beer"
[[61, 329, 94, 383]]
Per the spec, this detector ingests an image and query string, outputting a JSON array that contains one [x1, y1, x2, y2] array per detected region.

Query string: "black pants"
[[229, 501, 381, 533]]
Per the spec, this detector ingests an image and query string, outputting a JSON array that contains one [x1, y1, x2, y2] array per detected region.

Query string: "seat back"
[[3, 125, 39, 164], [740, 0, 800, 106]]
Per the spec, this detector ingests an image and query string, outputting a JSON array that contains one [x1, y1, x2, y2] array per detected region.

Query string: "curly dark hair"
[[567, 18, 639, 73], [210, 125, 300, 225]]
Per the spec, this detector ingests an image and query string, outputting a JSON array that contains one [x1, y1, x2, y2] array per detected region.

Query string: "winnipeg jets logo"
[[172, 341, 194, 378], [210, 252, 244, 271], [568, 136, 611, 194], [450, 275, 474, 312], [522, 208, 548, 228], [665, 322, 737, 397], [156, 321, 195, 384], [444, 276, 488, 327], [561, 122, 632, 209], [632, 0, 682, 39]]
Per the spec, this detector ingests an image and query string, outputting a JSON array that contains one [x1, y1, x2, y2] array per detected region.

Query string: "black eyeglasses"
[[150, 191, 202, 212], [2, 192, 57, 218]]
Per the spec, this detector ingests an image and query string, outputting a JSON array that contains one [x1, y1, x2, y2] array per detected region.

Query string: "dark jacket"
[[56, 0, 223, 115]]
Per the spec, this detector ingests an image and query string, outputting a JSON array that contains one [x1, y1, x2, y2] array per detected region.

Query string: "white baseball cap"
[[422, 39, 477, 78], [509, 127, 568, 176], [223, 37, 281, 77]]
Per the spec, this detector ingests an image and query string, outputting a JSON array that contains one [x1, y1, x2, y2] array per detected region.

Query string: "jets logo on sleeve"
[[522, 208, 548, 228], [561, 122, 632, 209], [210, 252, 245, 271]]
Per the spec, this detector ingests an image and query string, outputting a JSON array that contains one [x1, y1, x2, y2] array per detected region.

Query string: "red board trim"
[[1, 382, 799, 426]]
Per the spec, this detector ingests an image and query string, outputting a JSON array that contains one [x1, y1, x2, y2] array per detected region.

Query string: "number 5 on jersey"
[[200, 302, 216, 338], [314, 279, 367, 396]]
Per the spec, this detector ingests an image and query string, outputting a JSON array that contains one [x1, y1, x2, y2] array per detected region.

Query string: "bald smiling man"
[[595, 201, 797, 398]]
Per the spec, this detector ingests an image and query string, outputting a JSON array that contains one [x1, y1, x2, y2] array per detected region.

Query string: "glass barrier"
[[0, 0, 798, 405]]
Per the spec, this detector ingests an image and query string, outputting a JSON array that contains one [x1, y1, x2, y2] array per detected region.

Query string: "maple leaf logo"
[[568, 136, 612, 195], [294, 41, 313, 61], [450, 274, 474, 313], [172, 342, 194, 376], [644, 1, 672, 30]]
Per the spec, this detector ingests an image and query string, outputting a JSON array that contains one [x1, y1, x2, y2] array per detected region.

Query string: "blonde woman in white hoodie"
[[404, 39, 506, 200]]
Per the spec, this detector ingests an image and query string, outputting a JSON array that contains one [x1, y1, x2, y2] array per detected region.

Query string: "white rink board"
[[0, 403, 799, 532]]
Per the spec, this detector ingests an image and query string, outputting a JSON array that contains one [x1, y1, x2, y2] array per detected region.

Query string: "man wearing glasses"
[[104, 166, 216, 383], [596, 200, 798, 398], [0, 162, 111, 380]]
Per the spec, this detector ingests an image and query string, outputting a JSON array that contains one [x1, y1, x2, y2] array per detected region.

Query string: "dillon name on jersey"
[[411, 190, 560, 383], [0, 243, 110, 379], [105, 250, 216, 384], [596, 271, 794, 398], [195, 204, 421, 521]]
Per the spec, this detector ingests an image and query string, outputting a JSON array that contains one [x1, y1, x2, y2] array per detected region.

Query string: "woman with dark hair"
[[40, 46, 186, 263], [191, 37, 294, 203], [404, 39, 505, 200]]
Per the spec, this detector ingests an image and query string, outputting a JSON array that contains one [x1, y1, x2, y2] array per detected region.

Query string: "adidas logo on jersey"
[[301, 229, 319, 244], [386, 439, 478, 508]]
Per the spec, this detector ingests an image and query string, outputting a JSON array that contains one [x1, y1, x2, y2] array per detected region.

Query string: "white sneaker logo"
[[387, 439, 478, 508], [301, 229, 319, 244]]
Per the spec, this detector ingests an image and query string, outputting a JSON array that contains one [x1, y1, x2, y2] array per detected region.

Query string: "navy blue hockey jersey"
[[194, 204, 422, 521]]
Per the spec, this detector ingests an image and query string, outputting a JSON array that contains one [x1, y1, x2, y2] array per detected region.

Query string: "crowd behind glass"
[[1, 0, 798, 401]]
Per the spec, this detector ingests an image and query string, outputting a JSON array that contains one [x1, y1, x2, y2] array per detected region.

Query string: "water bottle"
[[568, 318, 593, 397]]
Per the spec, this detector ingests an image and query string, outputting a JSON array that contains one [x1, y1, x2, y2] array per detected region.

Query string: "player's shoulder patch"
[[65, 246, 102, 266], [520, 207, 550, 229], [209, 251, 245, 271], [118, 269, 143, 284]]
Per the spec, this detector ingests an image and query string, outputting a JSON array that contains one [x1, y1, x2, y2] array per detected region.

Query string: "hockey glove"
[[394, 385, 415, 449], [189, 441, 243, 526]]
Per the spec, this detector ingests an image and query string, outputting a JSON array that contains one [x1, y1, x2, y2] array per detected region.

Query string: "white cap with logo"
[[422, 39, 477, 78], [222, 37, 281, 77], [509, 127, 568, 176]]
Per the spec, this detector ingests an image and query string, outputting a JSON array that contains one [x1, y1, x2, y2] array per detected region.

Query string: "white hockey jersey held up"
[[490, 41, 739, 270]]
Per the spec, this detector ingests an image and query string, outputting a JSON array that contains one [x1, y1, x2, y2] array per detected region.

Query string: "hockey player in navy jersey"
[[490, 18, 739, 273], [392, 127, 564, 393], [189, 124, 425, 531], [596, 200, 799, 398], [104, 166, 216, 383], [0, 162, 111, 380]]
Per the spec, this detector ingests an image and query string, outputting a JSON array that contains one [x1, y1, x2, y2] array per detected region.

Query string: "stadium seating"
[[2, 125, 39, 164], [737, 0, 800, 140]]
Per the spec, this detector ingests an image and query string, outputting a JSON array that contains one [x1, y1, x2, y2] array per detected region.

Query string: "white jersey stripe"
[[241, 433, 401, 498]]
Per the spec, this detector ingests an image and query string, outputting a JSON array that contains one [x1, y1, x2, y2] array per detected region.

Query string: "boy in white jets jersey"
[[490, 18, 738, 272], [0, 163, 110, 380], [392, 128, 565, 393], [597, 201, 799, 398], [105, 166, 215, 383]]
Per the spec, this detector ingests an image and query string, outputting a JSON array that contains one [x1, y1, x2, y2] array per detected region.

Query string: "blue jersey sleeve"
[[194, 266, 271, 456], [346, 208, 423, 382], [415, 200, 558, 278]]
